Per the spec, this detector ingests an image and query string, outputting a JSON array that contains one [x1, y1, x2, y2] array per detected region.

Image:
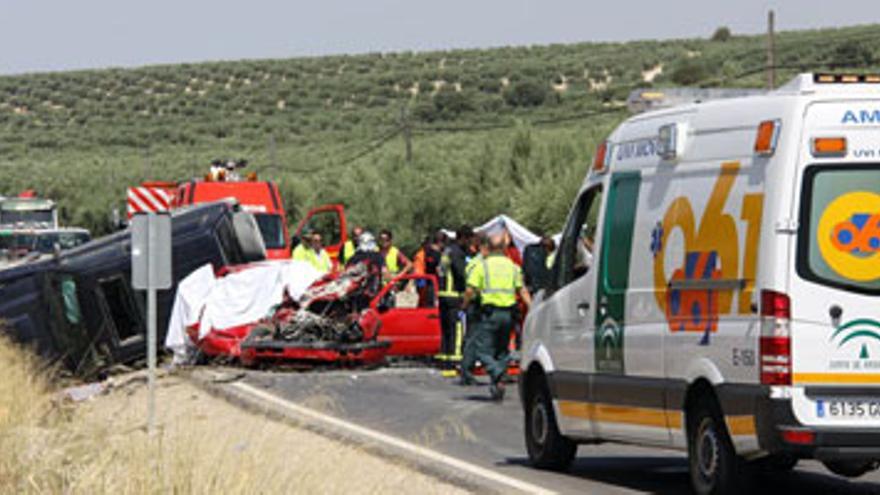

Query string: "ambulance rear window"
[[797, 164, 880, 296]]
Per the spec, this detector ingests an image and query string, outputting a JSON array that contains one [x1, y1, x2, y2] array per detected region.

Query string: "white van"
[[519, 73, 880, 495]]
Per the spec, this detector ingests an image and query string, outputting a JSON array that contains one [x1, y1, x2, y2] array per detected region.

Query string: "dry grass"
[[0, 336, 468, 494]]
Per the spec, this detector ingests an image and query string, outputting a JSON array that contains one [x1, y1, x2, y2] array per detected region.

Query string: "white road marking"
[[231, 380, 556, 495]]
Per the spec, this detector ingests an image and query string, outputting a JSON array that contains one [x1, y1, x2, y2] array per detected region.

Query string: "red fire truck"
[[128, 161, 349, 262]]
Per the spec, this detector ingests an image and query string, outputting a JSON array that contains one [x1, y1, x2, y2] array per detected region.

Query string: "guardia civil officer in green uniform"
[[461, 234, 531, 400]]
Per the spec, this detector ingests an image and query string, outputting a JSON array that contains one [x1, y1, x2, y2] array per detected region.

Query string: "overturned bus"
[[0, 201, 265, 376]]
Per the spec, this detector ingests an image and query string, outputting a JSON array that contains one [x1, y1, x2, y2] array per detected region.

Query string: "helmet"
[[357, 232, 378, 252]]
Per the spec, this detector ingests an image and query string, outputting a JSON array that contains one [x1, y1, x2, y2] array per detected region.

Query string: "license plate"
[[816, 399, 880, 419]]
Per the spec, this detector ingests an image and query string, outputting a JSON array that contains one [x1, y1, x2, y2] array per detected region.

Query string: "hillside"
[[0, 24, 878, 249]]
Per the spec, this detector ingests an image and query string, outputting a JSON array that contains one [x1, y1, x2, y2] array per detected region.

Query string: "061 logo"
[[818, 191, 880, 282], [652, 162, 764, 345]]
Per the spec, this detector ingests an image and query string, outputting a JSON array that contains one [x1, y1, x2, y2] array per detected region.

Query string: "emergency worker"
[[346, 232, 388, 310], [461, 234, 531, 400], [423, 231, 445, 278], [341, 225, 364, 264], [379, 229, 412, 279], [412, 236, 430, 275], [437, 226, 472, 361], [523, 235, 556, 296], [292, 231, 332, 274]]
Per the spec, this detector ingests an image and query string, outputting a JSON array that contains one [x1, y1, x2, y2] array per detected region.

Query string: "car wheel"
[[524, 375, 576, 471], [823, 460, 879, 478], [687, 398, 742, 495]]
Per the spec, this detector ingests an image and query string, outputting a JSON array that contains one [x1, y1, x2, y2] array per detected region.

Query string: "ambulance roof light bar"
[[814, 73, 880, 84]]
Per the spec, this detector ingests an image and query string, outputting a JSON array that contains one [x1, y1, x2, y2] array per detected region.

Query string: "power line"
[[336, 126, 402, 167], [412, 106, 628, 134]]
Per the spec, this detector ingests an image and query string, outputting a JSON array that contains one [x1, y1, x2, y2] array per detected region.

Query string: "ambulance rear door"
[[788, 99, 880, 427]]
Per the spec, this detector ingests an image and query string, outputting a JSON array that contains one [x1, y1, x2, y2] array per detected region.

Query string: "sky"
[[0, 0, 874, 75]]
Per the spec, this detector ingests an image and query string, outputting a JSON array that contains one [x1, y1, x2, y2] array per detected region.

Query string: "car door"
[[294, 204, 347, 262], [589, 171, 670, 444], [372, 274, 442, 356], [543, 185, 603, 435], [789, 161, 880, 427]]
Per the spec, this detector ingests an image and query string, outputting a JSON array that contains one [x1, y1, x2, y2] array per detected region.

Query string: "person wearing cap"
[[460, 234, 531, 400]]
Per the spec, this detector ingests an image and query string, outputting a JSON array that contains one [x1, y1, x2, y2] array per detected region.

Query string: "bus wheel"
[[524, 376, 576, 471], [687, 398, 741, 495], [823, 460, 879, 478]]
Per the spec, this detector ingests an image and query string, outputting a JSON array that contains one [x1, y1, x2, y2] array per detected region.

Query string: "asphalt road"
[[242, 367, 880, 494]]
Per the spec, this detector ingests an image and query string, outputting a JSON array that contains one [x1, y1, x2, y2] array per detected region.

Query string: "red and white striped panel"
[[127, 186, 173, 218]]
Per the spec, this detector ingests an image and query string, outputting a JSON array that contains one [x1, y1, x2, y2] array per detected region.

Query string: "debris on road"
[[60, 382, 107, 402]]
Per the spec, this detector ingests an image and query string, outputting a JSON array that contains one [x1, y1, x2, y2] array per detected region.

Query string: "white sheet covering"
[[475, 214, 541, 255], [164, 260, 322, 359], [165, 264, 216, 361]]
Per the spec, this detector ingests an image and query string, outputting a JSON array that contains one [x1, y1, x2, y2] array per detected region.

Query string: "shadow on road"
[[502, 456, 880, 495], [503, 456, 689, 495]]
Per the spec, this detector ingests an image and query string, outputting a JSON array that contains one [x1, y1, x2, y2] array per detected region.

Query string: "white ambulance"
[[519, 73, 880, 495]]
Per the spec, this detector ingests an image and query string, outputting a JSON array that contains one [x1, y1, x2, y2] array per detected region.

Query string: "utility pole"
[[400, 105, 412, 166], [767, 9, 776, 90]]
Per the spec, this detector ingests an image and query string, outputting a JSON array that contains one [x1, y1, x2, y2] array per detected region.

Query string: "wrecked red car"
[[170, 260, 442, 367]]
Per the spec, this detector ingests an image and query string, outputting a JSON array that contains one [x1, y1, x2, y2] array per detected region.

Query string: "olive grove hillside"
[[0, 24, 877, 249]]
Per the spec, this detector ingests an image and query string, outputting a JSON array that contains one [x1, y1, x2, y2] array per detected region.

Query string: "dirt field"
[[0, 332, 469, 495]]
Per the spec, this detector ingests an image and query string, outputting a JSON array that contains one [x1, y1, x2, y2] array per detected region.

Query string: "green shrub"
[[503, 80, 548, 107], [711, 27, 732, 42], [669, 58, 711, 86]]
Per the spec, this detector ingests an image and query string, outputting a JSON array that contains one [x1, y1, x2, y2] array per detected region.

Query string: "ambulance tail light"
[[754, 120, 781, 157], [760, 290, 792, 386], [811, 137, 847, 158], [780, 427, 815, 446]]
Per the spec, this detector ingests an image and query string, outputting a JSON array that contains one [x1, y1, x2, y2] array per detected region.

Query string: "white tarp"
[[474, 215, 541, 255], [164, 260, 322, 358]]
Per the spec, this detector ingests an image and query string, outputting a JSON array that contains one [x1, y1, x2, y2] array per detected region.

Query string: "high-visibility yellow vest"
[[342, 240, 355, 263], [466, 254, 521, 308], [293, 244, 332, 273], [438, 251, 459, 298], [385, 246, 400, 275]]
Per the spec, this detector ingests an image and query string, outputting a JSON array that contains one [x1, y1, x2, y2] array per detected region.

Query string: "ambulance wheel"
[[524, 376, 576, 471], [687, 398, 741, 495], [823, 460, 879, 478]]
